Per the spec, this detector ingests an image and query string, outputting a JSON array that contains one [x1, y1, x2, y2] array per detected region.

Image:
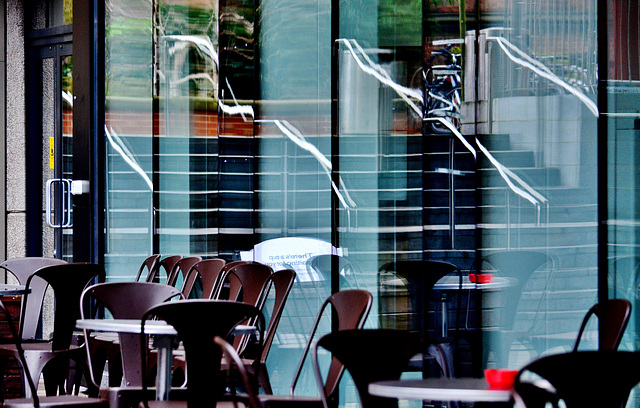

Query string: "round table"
[[369, 378, 512, 402], [77, 319, 177, 400], [0, 284, 30, 296]]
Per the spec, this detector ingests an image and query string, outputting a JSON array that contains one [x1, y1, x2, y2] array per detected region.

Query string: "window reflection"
[[101, 0, 606, 403]]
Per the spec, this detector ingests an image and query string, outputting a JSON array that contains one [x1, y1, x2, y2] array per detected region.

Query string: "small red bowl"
[[484, 368, 518, 390], [468, 273, 477, 283], [476, 273, 493, 284]]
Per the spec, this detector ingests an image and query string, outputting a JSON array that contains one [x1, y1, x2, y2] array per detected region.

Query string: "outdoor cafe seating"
[[0, 255, 638, 408]]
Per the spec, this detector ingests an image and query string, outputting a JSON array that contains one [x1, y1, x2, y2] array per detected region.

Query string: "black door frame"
[[72, 0, 104, 265], [25, 26, 73, 259]]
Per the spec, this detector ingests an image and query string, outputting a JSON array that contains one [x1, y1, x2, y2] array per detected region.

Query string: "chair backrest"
[[476, 250, 553, 330], [140, 300, 262, 408], [181, 258, 226, 299], [0, 257, 67, 340], [80, 281, 183, 388], [134, 254, 161, 282], [222, 260, 250, 271], [514, 351, 640, 408], [149, 255, 182, 284], [306, 254, 360, 289], [218, 262, 273, 353], [166, 256, 202, 288], [572, 298, 631, 352], [259, 269, 296, 365], [26, 263, 105, 350], [290, 289, 372, 403], [219, 262, 273, 307], [313, 329, 422, 408]]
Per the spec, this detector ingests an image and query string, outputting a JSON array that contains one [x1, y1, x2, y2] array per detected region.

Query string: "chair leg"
[[255, 363, 273, 395], [0, 355, 10, 400]]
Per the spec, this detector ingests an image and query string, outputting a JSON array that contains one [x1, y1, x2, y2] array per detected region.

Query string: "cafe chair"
[[473, 250, 554, 368], [243, 269, 296, 394], [180, 259, 226, 299], [166, 257, 202, 289], [139, 300, 264, 408], [134, 255, 161, 282], [513, 350, 640, 408], [377, 260, 461, 376], [572, 298, 631, 351], [148, 256, 183, 285], [0, 263, 105, 398], [213, 262, 273, 354], [258, 289, 372, 408], [312, 329, 422, 408], [79, 282, 184, 396], [215, 336, 264, 408], [305, 254, 361, 290], [0, 298, 107, 407], [0, 257, 67, 341]]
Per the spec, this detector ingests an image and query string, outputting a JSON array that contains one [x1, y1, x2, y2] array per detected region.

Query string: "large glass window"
[[473, 0, 599, 370], [101, 0, 606, 403]]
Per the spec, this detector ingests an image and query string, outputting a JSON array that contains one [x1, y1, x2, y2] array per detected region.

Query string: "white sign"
[[240, 237, 342, 282]]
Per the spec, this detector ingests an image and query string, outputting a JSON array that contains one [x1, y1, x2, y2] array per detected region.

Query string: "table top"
[[381, 275, 516, 291], [76, 319, 178, 335], [433, 275, 516, 290], [368, 378, 513, 402], [77, 319, 256, 337], [0, 284, 30, 296]]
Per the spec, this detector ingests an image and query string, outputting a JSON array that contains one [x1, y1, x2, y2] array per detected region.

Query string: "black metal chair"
[[258, 289, 372, 408], [514, 351, 640, 408], [312, 329, 423, 408], [0, 298, 106, 407], [0, 257, 67, 341], [0, 263, 104, 398], [80, 281, 183, 395], [139, 300, 264, 408], [473, 250, 554, 368], [378, 260, 461, 376], [134, 255, 162, 282], [572, 298, 631, 351]]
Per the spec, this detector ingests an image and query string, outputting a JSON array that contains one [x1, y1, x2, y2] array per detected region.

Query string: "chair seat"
[[2, 394, 107, 407]]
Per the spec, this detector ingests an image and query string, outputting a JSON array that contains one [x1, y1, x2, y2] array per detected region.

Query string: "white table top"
[[76, 319, 177, 335], [0, 284, 30, 296], [381, 275, 516, 291], [368, 378, 512, 402], [77, 319, 256, 336], [434, 275, 516, 290]]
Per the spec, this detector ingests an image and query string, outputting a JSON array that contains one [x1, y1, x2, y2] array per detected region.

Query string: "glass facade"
[[98, 0, 635, 404]]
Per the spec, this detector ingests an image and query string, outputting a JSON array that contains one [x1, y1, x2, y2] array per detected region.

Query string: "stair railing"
[[337, 37, 549, 246]]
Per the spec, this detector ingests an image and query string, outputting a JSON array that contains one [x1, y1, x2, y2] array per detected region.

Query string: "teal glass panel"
[[255, 0, 334, 397], [477, 0, 599, 368], [104, 0, 154, 281]]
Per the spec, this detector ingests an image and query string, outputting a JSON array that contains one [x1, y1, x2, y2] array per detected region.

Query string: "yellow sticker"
[[49, 137, 54, 169]]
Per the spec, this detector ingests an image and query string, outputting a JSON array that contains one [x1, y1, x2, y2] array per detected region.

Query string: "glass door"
[[27, 34, 73, 261]]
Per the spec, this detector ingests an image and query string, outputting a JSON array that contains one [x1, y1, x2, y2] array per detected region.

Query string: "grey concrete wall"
[[6, 0, 26, 260]]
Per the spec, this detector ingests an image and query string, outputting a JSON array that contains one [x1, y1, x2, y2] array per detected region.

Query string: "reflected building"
[[0, 0, 639, 405]]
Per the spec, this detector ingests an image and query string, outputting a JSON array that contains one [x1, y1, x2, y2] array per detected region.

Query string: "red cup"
[[476, 273, 493, 284], [484, 368, 518, 390], [468, 273, 477, 283]]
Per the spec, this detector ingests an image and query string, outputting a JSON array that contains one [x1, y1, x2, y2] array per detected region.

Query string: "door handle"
[[45, 178, 73, 228]]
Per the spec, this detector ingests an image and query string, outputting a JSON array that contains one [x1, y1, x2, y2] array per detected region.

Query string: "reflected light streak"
[[255, 119, 357, 211], [336, 38, 423, 117], [162, 35, 219, 67], [487, 35, 599, 117], [105, 125, 153, 191]]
